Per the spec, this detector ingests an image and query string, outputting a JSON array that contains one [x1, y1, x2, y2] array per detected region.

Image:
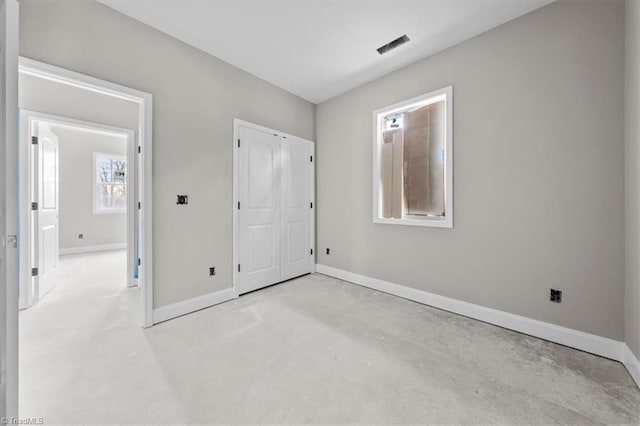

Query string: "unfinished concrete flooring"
[[19, 251, 640, 424]]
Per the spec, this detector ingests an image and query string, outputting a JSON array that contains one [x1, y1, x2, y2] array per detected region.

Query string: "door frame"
[[18, 111, 137, 309], [1, 0, 19, 418], [18, 57, 154, 328], [232, 118, 315, 297]]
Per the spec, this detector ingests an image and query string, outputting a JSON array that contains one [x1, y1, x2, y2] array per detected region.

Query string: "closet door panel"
[[280, 137, 313, 280], [238, 125, 281, 294]]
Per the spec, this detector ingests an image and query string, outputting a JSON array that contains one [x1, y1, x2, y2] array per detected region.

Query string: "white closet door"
[[280, 137, 313, 281], [238, 125, 281, 294]]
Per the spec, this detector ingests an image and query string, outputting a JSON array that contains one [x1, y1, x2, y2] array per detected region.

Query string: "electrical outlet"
[[326, 248, 330, 255], [209, 267, 216, 276], [78, 234, 84, 239], [177, 195, 188, 205], [550, 289, 562, 303]]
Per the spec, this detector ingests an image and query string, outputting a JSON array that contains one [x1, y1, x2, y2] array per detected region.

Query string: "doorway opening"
[[17, 57, 153, 327], [18, 111, 136, 311]]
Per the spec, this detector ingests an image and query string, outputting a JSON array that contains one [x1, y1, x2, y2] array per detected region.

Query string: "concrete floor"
[[19, 251, 640, 424]]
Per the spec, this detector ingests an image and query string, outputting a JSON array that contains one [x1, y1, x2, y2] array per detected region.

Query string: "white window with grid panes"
[[93, 152, 127, 214]]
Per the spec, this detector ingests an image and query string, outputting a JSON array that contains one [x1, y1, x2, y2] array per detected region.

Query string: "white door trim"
[[18, 57, 154, 328], [18, 111, 137, 311], [232, 118, 316, 297], [1, 0, 19, 417]]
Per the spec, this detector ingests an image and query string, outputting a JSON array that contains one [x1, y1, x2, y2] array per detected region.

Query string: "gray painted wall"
[[53, 127, 127, 250], [19, 73, 139, 131], [19, 0, 316, 308], [316, 0, 625, 340], [625, 0, 640, 357]]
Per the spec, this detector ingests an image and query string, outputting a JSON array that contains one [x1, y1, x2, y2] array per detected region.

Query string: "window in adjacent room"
[[94, 153, 127, 214], [373, 86, 453, 228]]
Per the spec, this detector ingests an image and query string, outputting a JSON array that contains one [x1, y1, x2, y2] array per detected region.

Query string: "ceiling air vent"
[[376, 34, 410, 55]]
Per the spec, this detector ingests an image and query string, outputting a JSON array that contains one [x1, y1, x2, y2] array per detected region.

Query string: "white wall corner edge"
[[59, 242, 126, 256], [152, 287, 237, 325], [315, 264, 639, 389]]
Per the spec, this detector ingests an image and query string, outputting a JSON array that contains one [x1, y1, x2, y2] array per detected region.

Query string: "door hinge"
[[31, 202, 38, 211], [31, 267, 38, 276], [237, 264, 241, 272], [138, 202, 141, 210], [310, 202, 313, 208], [138, 146, 141, 154], [31, 136, 38, 145], [237, 139, 240, 148], [310, 155, 313, 162], [237, 201, 240, 210], [310, 248, 313, 255], [138, 258, 141, 266]]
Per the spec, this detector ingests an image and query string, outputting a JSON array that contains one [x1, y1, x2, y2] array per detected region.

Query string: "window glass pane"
[[381, 128, 404, 219], [98, 157, 112, 183], [379, 101, 446, 219], [404, 101, 445, 217], [385, 114, 404, 130], [111, 184, 127, 209], [98, 183, 126, 210], [427, 101, 446, 216], [112, 159, 127, 184], [374, 87, 452, 227]]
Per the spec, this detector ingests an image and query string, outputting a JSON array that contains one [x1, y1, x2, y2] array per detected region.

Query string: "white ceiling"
[[100, 0, 555, 104]]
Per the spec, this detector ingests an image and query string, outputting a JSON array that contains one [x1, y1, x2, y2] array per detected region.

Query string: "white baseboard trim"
[[59, 242, 126, 256], [623, 345, 640, 388], [152, 288, 237, 324], [315, 264, 628, 364]]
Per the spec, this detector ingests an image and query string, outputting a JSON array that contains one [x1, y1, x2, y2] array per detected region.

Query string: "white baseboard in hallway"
[[624, 345, 640, 388], [152, 288, 237, 324], [59, 242, 126, 256], [315, 264, 639, 388]]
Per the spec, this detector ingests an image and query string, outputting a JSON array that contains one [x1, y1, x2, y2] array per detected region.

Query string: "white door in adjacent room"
[[33, 121, 59, 300]]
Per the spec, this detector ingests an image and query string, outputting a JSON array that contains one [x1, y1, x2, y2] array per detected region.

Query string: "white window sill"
[[373, 216, 453, 228]]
